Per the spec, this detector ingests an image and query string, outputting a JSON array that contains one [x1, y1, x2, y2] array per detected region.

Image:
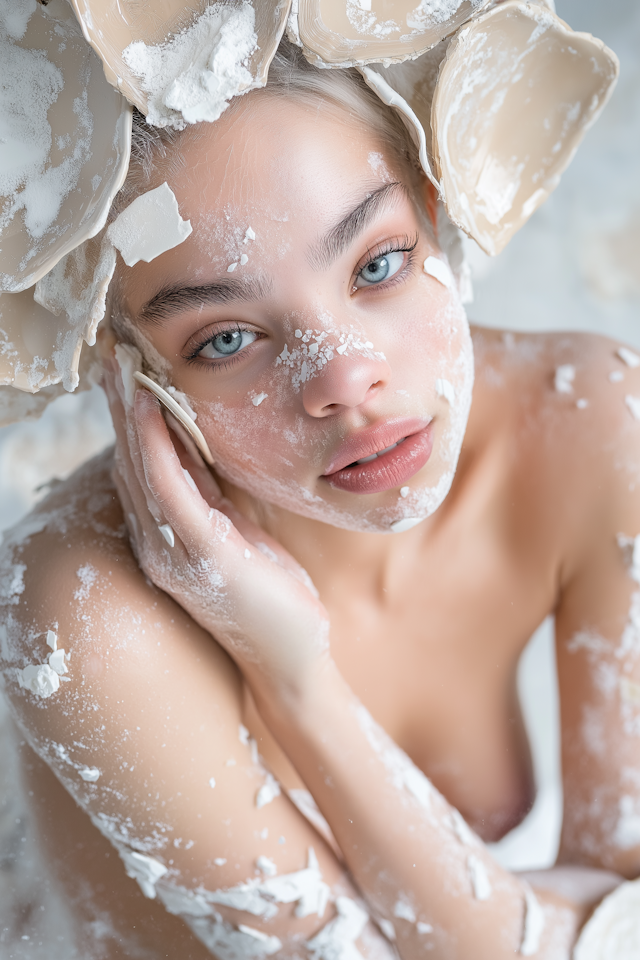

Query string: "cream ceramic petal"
[[296, 0, 489, 66], [69, 0, 290, 124], [431, 1, 619, 255], [0, 0, 132, 294], [362, 1, 618, 256]]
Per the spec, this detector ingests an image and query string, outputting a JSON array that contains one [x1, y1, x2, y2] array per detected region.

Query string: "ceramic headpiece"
[[0, 0, 619, 423]]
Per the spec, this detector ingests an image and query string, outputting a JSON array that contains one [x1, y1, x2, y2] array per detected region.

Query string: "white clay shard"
[[617, 347, 640, 368], [158, 524, 175, 548], [393, 899, 416, 923], [237, 924, 282, 951], [107, 182, 192, 268], [256, 856, 277, 877], [118, 848, 168, 899], [554, 364, 575, 395], [156, 882, 214, 918], [467, 854, 492, 901], [436, 377, 456, 405], [307, 895, 369, 959], [260, 847, 329, 918], [520, 885, 545, 956], [46, 629, 57, 651], [390, 517, 424, 534], [239, 724, 251, 745], [424, 256, 453, 288], [400, 486, 410, 498], [573, 877, 640, 960], [624, 396, 640, 421], [78, 766, 101, 782], [17, 662, 60, 698], [256, 774, 281, 808], [417, 921, 434, 934], [182, 469, 198, 492], [252, 393, 268, 406], [48, 648, 68, 676], [244, 227, 256, 242]]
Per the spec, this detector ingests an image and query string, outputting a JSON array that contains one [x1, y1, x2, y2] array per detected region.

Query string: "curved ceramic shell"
[[431, 1, 619, 255], [0, 0, 132, 293], [69, 0, 290, 119], [296, 0, 489, 67]]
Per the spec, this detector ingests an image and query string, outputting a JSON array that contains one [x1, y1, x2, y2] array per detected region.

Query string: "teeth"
[[353, 438, 405, 466]]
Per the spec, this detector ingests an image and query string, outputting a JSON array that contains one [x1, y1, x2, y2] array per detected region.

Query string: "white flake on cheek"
[[467, 854, 492, 901], [251, 393, 268, 406], [625, 395, 640, 421], [436, 378, 456, 406], [78, 766, 101, 782], [520, 885, 545, 956], [424, 256, 454, 289], [158, 524, 175, 547], [400, 487, 410, 498], [107, 182, 192, 268], [555, 364, 575, 394], [617, 347, 640, 368]]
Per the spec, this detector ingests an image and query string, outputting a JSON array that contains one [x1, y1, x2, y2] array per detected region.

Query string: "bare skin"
[[2, 94, 639, 958]]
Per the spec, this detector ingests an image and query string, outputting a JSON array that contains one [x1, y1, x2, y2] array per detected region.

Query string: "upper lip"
[[322, 418, 432, 475]]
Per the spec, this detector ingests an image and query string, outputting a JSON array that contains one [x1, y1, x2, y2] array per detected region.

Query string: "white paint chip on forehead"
[[424, 256, 453, 289], [107, 182, 192, 268]]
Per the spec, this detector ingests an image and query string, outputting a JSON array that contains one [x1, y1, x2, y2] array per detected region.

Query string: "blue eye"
[[197, 329, 257, 359], [355, 250, 404, 288]]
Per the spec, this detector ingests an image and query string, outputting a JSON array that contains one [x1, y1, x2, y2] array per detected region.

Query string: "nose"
[[301, 352, 391, 418]]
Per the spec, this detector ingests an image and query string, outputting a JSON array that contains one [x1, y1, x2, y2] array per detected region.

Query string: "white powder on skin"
[[554, 364, 575, 394], [576, 398, 589, 409], [424, 256, 454, 289], [617, 534, 640, 584], [0, 0, 37, 41], [436, 378, 456, 406], [417, 921, 433, 934], [624, 395, 640, 421], [573, 878, 640, 960], [520, 885, 545, 956], [276, 327, 385, 392], [393, 899, 416, 923], [307, 896, 368, 959], [617, 347, 640, 368], [467, 854, 492, 901], [107, 183, 192, 268], [122, 4, 258, 129]]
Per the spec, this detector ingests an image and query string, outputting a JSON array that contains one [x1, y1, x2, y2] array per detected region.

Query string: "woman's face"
[[114, 95, 473, 534]]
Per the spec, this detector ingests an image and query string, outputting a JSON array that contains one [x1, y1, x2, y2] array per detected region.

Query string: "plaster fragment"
[[17, 663, 60, 698], [240, 254, 249, 266], [256, 856, 277, 877], [467, 854, 492, 901], [46, 630, 57, 651], [424, 256, 453, 288], [625, 395, 640, 421], [256, 774, 281, 808], [252, 393, 268, 406], [78, 766, 101, 782], [520, 885, 545, 956], [158, 523, 175, 547], [156, 882, 213, 917], [390, 517, 423, 534], [307, 896, 368, 959], [119, 848, 168, 899], [182, 468, 197, 492], [617, 347, 640, 368], [239, 724, 250, 745], [417, 921, 433, 934], [244, 227, 256, 242], [393, 899, 416, 923], [436, 377, 456, 405], [107, 182, 192, 268], [260, 847, 329, 918], [48, 648, 68, 675], [237, 924, 282, 950], [554, 364, 575, 394], [228, 262, 238, 272]]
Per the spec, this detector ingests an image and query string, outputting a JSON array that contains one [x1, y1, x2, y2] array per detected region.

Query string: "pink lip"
[[322, 419, 433, 495]]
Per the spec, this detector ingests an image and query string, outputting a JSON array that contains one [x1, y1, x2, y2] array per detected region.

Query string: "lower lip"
[[323, 424, 434, 495]]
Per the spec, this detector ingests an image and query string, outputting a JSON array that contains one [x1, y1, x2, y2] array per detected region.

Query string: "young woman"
[[2, 41, 639, 960]]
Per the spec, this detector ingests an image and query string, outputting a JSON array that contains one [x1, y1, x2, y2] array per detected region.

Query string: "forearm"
[[255, 659, 582, 959]]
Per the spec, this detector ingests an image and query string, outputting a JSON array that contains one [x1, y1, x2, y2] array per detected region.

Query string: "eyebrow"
[[307, 181, 407, 271], [137, 275, 273, 325]]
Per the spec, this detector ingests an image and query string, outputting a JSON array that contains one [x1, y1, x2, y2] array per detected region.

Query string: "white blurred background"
[[1, 0, 639, 951]]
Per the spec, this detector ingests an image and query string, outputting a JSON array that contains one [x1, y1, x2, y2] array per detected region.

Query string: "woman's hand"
[[103, 360, 331, 702]]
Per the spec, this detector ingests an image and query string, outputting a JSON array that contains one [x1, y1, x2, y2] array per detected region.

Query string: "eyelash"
[[353, 234, 419, 292]]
